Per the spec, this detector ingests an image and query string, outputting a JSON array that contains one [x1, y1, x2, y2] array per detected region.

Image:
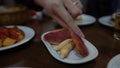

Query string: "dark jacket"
[[15, 0, 43, 11], [85, 0, 118, 18]]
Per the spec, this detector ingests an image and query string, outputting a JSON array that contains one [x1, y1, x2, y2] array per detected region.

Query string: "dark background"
[[0, 0, 119, 18]]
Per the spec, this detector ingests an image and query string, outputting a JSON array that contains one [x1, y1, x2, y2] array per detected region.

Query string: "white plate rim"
[[98, 15, 114, 27], [76, 14, 96, 26], [41, 31, 99, 64], [0, 25, 35, 51], [107, 54, 120, 68]]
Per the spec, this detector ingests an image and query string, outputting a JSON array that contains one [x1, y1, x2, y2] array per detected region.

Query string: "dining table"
[[0, 13, 120, 68]]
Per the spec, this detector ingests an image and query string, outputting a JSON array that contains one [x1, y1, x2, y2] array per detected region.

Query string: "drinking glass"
[[113, 11, 120, 40], [113, 1, 120, 40]]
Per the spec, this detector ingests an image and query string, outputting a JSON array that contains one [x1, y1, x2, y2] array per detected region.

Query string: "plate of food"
[[75, 14, 96, 26], [0, 25, 35, 51], [98, 15, 114, 27], [107, 54, 120, 68], [41, 28, 98, 64]]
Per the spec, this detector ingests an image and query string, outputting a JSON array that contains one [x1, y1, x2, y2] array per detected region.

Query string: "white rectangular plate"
[[41, 31, 98, 64]]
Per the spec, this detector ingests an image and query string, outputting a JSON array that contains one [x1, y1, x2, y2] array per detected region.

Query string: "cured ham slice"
[[71, 32, 88, 57], [44, 28, 71, 45]]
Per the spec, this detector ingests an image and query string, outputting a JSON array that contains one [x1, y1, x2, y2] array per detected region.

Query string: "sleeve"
[[15, 0, 43, 11]]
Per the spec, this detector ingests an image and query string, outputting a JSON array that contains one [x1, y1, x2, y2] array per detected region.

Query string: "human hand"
[[34, 0, 84, 38]]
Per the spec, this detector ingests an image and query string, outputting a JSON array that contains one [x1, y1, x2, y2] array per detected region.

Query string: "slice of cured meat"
[[44, 28, 71, 45], [71, 32, 88, 57]]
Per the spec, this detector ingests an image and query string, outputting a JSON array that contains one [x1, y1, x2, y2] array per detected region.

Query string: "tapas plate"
[[75, 14, 96, 26], [0, 25, 35, 51], [98, 15, 114, 27], [107, 54, 120, 68], [41, 31, 99, 64]]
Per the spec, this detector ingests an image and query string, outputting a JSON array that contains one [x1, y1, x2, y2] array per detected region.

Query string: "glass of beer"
[[113, 11, 120, 40]]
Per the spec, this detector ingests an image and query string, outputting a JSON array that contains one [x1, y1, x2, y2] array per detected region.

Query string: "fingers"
[[63, 0, 82, 18], [72, 0, 83, 9], [50, 4, 84, 38], [50, 4, 71, 29]]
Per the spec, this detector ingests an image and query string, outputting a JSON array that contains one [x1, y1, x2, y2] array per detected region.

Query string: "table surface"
[[0, 16, 120, 68]]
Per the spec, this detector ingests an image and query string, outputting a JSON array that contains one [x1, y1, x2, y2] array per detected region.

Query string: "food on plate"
[[44, 28, 88, 58], [71, 32, 88, 57], [54, 39, 74, 58], [60, 39, 74, 58], [3, 37, 16, 46], [0, 26, 25, 47], [8, 26, 24, 42], [75, 15, 82, 23], [53, 39, 72, 51], [44, 28, 71, 45]]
